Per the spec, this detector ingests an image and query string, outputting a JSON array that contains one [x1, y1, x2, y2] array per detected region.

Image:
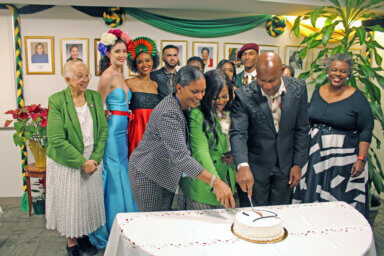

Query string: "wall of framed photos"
[[0, 6, 314, 197], [15, 6, 309, 106], [1, 6, 379, 197]]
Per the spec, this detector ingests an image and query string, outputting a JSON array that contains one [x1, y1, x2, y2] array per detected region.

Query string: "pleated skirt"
[[45, 145, 106, 238]]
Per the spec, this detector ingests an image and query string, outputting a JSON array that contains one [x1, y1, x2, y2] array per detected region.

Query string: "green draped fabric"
[[1, 5, 272, 37], [124, 8, 271, 38]]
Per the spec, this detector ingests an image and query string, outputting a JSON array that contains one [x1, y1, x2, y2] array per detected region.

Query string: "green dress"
[[180, 107, 236, 208]]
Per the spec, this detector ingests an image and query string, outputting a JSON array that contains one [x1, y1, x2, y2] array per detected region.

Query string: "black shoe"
[[78, 235, 98, 255], [67, 244, 81, 256]]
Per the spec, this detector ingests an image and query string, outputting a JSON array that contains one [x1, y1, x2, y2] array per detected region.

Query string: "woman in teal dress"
[[180, 69, 236, 209], [88, 29, 138, 249]]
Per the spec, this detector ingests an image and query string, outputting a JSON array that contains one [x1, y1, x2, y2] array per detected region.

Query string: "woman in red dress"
[[126, 37, 160, 157]]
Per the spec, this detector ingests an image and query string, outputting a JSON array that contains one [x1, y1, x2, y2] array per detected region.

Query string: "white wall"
[[0, 10, 21, 197], [0, 10, 17, 125], [372, 32, 384, 166]]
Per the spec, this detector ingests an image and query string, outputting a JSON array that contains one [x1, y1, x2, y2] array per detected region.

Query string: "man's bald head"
[[256, 52, 282, 74], [256, 52, 284, 96]]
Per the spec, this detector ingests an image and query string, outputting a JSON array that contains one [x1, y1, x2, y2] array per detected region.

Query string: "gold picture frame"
[[223, 42, 245, 73], [285, 45, 310, 77], [193, 41, 219, 71], [24, 36, 55, 75], [259, 44, 280, 55], [160, 40, 188, 68], [60, 38, 89, 75], [94, 38, 101, 76]]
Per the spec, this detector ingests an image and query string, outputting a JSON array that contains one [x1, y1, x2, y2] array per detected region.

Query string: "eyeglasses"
[[76, 74, 92, 80]]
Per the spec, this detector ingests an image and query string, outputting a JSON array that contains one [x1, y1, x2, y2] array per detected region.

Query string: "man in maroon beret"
[[235, 43, 259, 88]]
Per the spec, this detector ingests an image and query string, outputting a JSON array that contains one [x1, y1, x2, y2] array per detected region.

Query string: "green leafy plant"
[[290, 0, 384, 199]]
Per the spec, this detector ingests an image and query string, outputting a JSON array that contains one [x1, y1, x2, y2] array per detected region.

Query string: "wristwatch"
[[357, 156, 367, 162]]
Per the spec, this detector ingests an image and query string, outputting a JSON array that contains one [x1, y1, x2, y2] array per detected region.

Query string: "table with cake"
[[104, 201, 376, 256]]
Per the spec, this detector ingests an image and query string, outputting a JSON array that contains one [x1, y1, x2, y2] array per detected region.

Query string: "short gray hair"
[[176, 66, 204, 87], [63, 60, 86, 79], [325, 53, 354, 78]]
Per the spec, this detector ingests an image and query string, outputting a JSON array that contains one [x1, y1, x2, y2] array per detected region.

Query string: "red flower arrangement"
[[5, 104, 49, 148]]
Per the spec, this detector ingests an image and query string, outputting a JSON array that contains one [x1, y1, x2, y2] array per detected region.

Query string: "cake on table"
[[232, 209, 285, 242]]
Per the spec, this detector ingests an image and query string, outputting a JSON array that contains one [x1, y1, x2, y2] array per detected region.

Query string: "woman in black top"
[[292, 53, 374, 217]]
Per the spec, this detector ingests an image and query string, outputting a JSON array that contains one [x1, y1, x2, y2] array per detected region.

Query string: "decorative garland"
[[103, 7, 125, 28], [265, 15, 286, 37], [5, 4, 29, 212]]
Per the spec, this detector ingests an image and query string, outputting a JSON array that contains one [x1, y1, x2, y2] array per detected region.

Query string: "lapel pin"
[[89, 103, 94, 108]]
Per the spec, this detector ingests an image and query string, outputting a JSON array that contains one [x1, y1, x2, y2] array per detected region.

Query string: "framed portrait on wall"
[[223, 43, 244, 73], [161, 40, 188, 69], [60, 38, 89, 75], [285, 45, 309, 77], [24, 36, 55, 75], [193, 41, 218, 71], [259, 44, 280, 55], [311, 47, 331, 79], [94, 39, 101, 76]]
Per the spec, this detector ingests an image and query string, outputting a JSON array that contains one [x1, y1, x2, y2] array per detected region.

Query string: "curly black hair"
[[127, 52, 160, 74], [187, 56, 205, 72]]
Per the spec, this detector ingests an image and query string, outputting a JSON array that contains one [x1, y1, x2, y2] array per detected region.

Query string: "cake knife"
[[248, 197, 255, 211]]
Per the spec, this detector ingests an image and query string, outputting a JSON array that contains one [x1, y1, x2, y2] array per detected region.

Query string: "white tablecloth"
[[105, 201, 376, 256]]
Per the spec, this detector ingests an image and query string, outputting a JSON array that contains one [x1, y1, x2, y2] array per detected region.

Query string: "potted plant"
[[5, 104, 49, 168], [290, 0, 384, 223]]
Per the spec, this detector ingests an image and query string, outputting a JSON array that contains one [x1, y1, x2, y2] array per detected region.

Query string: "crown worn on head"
[[127, 36, 157, 61]]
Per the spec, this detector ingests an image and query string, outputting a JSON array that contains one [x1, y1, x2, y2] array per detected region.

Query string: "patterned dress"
[[292, 87, 374, 217], [46, 103, 105, 238]]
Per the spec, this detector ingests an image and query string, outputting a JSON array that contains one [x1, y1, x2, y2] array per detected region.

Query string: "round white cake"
[[233, 210, 284, 241]]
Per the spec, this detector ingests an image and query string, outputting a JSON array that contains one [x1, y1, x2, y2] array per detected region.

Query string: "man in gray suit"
[[230, 52, 309, 207]]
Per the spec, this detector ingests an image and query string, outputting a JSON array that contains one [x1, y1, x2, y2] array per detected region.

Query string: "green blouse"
[[180, 107, 235, 206]]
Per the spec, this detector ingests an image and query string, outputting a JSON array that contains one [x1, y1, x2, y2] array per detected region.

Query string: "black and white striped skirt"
[[292, 124, 368, 217]]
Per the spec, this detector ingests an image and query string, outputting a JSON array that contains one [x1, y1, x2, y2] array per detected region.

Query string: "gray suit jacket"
[[130, 94, 204, 192], [230, 76, 309, 183]]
